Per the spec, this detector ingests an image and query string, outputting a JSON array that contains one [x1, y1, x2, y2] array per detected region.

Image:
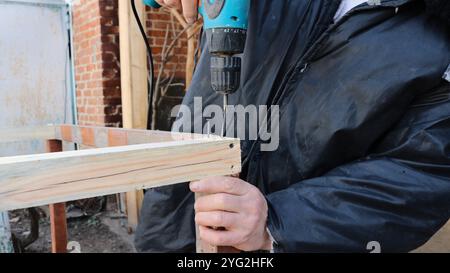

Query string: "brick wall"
[[72, 0, 120, 127], [72, 1, 191, 128], [146, 7, 190, 80]]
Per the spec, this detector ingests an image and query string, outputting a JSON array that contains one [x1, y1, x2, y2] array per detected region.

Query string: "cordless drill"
[[144, 0, 250, 134]]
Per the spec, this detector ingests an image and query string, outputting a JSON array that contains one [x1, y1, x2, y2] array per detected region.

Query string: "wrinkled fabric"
[[135, 0, 450, 252]]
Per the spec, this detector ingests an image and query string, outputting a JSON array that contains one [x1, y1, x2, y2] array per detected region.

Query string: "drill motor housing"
[[144, 0, 250, 95]]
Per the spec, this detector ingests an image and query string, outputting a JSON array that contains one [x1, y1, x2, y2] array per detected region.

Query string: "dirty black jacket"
[[135, 0, 450, 252]]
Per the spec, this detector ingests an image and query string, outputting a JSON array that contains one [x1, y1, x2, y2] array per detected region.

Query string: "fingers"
[[153, 0, 167, 7], [190, 177, 249, 196], [195, 211, 239, 228], [161, 0, 181, 9], [181, 0, 198, 24], [195, 193, 242, 212], [198, 225, 241, 246], [153, 0, 198, 24]]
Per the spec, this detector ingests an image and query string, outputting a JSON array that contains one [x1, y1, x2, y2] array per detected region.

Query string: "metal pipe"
[[66, 1, 78, 126], [0, 212, 13, 253]]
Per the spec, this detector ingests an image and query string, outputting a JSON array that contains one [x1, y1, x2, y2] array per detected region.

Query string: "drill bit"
[[221, 95, 228, 137]]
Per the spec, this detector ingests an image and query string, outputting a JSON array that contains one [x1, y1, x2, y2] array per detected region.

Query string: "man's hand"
[[190, 177, 272, 251], [154, 0, 199, 24]]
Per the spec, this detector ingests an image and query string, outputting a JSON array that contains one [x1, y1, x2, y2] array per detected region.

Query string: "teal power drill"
[[144, 0, 250, 123]]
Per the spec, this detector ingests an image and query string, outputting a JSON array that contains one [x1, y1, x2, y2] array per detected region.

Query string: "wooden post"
[[119, 0, 149, 230], [46, 140, 68, 253], [195, 192, 217, 253], [195, 191, 240, 253], [49, 203, 68, 253]]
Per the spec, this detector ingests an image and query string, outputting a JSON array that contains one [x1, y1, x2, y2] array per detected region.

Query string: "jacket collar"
[[423, 0, 450, 26], [374, 0, 450, 25], [362, 0, 450, 26]]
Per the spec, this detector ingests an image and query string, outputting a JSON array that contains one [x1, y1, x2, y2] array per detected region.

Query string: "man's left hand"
[[190, 177, 272, 251]]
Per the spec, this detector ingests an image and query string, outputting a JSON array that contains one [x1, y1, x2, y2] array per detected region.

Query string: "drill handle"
[[143, 0, 162, 8]]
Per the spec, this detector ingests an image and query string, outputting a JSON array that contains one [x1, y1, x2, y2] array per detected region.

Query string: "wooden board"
[[49, 203, 67, 253], [194, 192, 242, 253], [119, 0, 150, 228], [119, 0, 149, 130], [46, 139, 68, 253], [0, 137, 241, 212], [0, 125, 55, 144], [0, 124, 211, 147], [55, 124, 208, 147], [55, 123, 209, 228], [0, 125, 242, 253]]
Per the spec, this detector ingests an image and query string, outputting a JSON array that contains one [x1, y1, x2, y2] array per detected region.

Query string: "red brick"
[[80, 127, 95, 146], [108, 130, 128, 147], [73, 1, 191, 128]]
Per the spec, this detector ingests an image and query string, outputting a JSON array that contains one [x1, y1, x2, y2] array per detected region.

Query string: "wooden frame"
[[118, 1, 203, 230], [0, 124, 241, 253], [119, 0, 149, 229]]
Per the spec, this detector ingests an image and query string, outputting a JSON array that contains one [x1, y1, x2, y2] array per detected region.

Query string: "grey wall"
[[0, 0, 74, 156]]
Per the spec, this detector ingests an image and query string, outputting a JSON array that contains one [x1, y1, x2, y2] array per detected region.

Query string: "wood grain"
[[0, 138, 241, 212], [119, 0, 148, 130], [0, 125, 55, 143], [55, 124, 209, 147], [49, 203, 67, 253], [46, 139, 68, 254], [0, 124, 213, 148]]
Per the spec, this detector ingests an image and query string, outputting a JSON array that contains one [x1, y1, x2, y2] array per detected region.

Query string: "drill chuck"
[[200, 0, 249, 96], [207, 28, 247, 55], [210, 56, 241, 95]]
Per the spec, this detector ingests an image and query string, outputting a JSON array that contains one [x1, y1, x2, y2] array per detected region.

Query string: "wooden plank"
[[119, 0, 149, 229], [0, 124, 210, 148], [195, 191, 241, 253], [54, 127, 206, 228], [195, 191, 218, 253], [0, 138, 241, 212], [0, 125, 55, 143], [49, 203, 67, 253], [46, 140, 68, 254], [54, 124, 208, 147], [108, 124, 141, 229], [119, 0, 148, 130], [11, 123, 212, 231]]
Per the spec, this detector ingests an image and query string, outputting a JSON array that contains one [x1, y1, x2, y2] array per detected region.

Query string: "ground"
[[9, 205, 135, 253]]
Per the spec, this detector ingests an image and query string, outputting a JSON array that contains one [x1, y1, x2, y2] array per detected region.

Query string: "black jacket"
[[135, 0, 450, 252]]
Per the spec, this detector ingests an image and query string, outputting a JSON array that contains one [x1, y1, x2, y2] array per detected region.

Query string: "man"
[[135, 0, 450, 252]]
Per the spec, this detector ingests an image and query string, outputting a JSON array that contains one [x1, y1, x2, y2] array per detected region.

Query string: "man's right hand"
[[154, 0, 199, 24]]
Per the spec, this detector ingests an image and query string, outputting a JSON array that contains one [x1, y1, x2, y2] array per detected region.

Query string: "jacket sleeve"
[[266, 82, 450, 253], [134, 184, 195, 252]]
